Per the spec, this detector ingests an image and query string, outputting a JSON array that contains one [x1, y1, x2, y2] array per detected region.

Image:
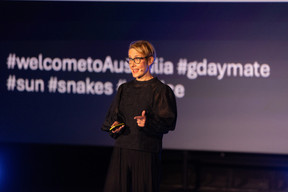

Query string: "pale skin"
[[111, 48, 154, 134]]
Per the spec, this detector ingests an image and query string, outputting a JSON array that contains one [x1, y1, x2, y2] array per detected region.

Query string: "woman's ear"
[[148, 56, 154, 66]]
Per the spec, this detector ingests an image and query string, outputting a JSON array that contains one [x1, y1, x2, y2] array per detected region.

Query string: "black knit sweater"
[[101, 77, 177, 153]]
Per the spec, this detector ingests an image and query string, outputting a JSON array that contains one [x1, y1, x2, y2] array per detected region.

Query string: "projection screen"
[[1, 1, 288, 154]]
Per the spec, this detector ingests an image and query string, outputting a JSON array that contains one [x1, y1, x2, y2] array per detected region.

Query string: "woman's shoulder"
[[117, 79, 136, 92], [154, 77, 170, 87], [152, 78, 174, 93]]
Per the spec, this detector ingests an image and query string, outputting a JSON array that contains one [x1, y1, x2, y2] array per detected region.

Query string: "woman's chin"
[[132, 73, 141, 79]]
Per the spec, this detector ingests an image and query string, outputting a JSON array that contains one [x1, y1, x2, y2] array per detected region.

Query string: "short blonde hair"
[[129, 40, 156, 64]]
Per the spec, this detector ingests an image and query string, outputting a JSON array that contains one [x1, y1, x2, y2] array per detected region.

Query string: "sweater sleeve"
[[101, 85, 124, 138], [142, 84, 177, 136]]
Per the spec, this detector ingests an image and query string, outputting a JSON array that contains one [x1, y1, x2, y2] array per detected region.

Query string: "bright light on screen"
[[0, 1, 288, 154]]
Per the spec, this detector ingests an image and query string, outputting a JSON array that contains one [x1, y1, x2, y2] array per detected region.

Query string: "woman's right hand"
[[111, 121, 125, 134]]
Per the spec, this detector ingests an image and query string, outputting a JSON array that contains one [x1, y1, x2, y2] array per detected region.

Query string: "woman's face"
[[128, 48, 153, 81]]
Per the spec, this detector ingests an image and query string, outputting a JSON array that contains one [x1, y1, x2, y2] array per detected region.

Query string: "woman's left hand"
[[134, 110, 146, 127]]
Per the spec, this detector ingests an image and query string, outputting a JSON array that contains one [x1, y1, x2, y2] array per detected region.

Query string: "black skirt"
[[104, 147, 161, 192]]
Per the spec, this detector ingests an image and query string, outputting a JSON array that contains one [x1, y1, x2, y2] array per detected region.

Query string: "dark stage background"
[[1, 1, 288, 192]]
